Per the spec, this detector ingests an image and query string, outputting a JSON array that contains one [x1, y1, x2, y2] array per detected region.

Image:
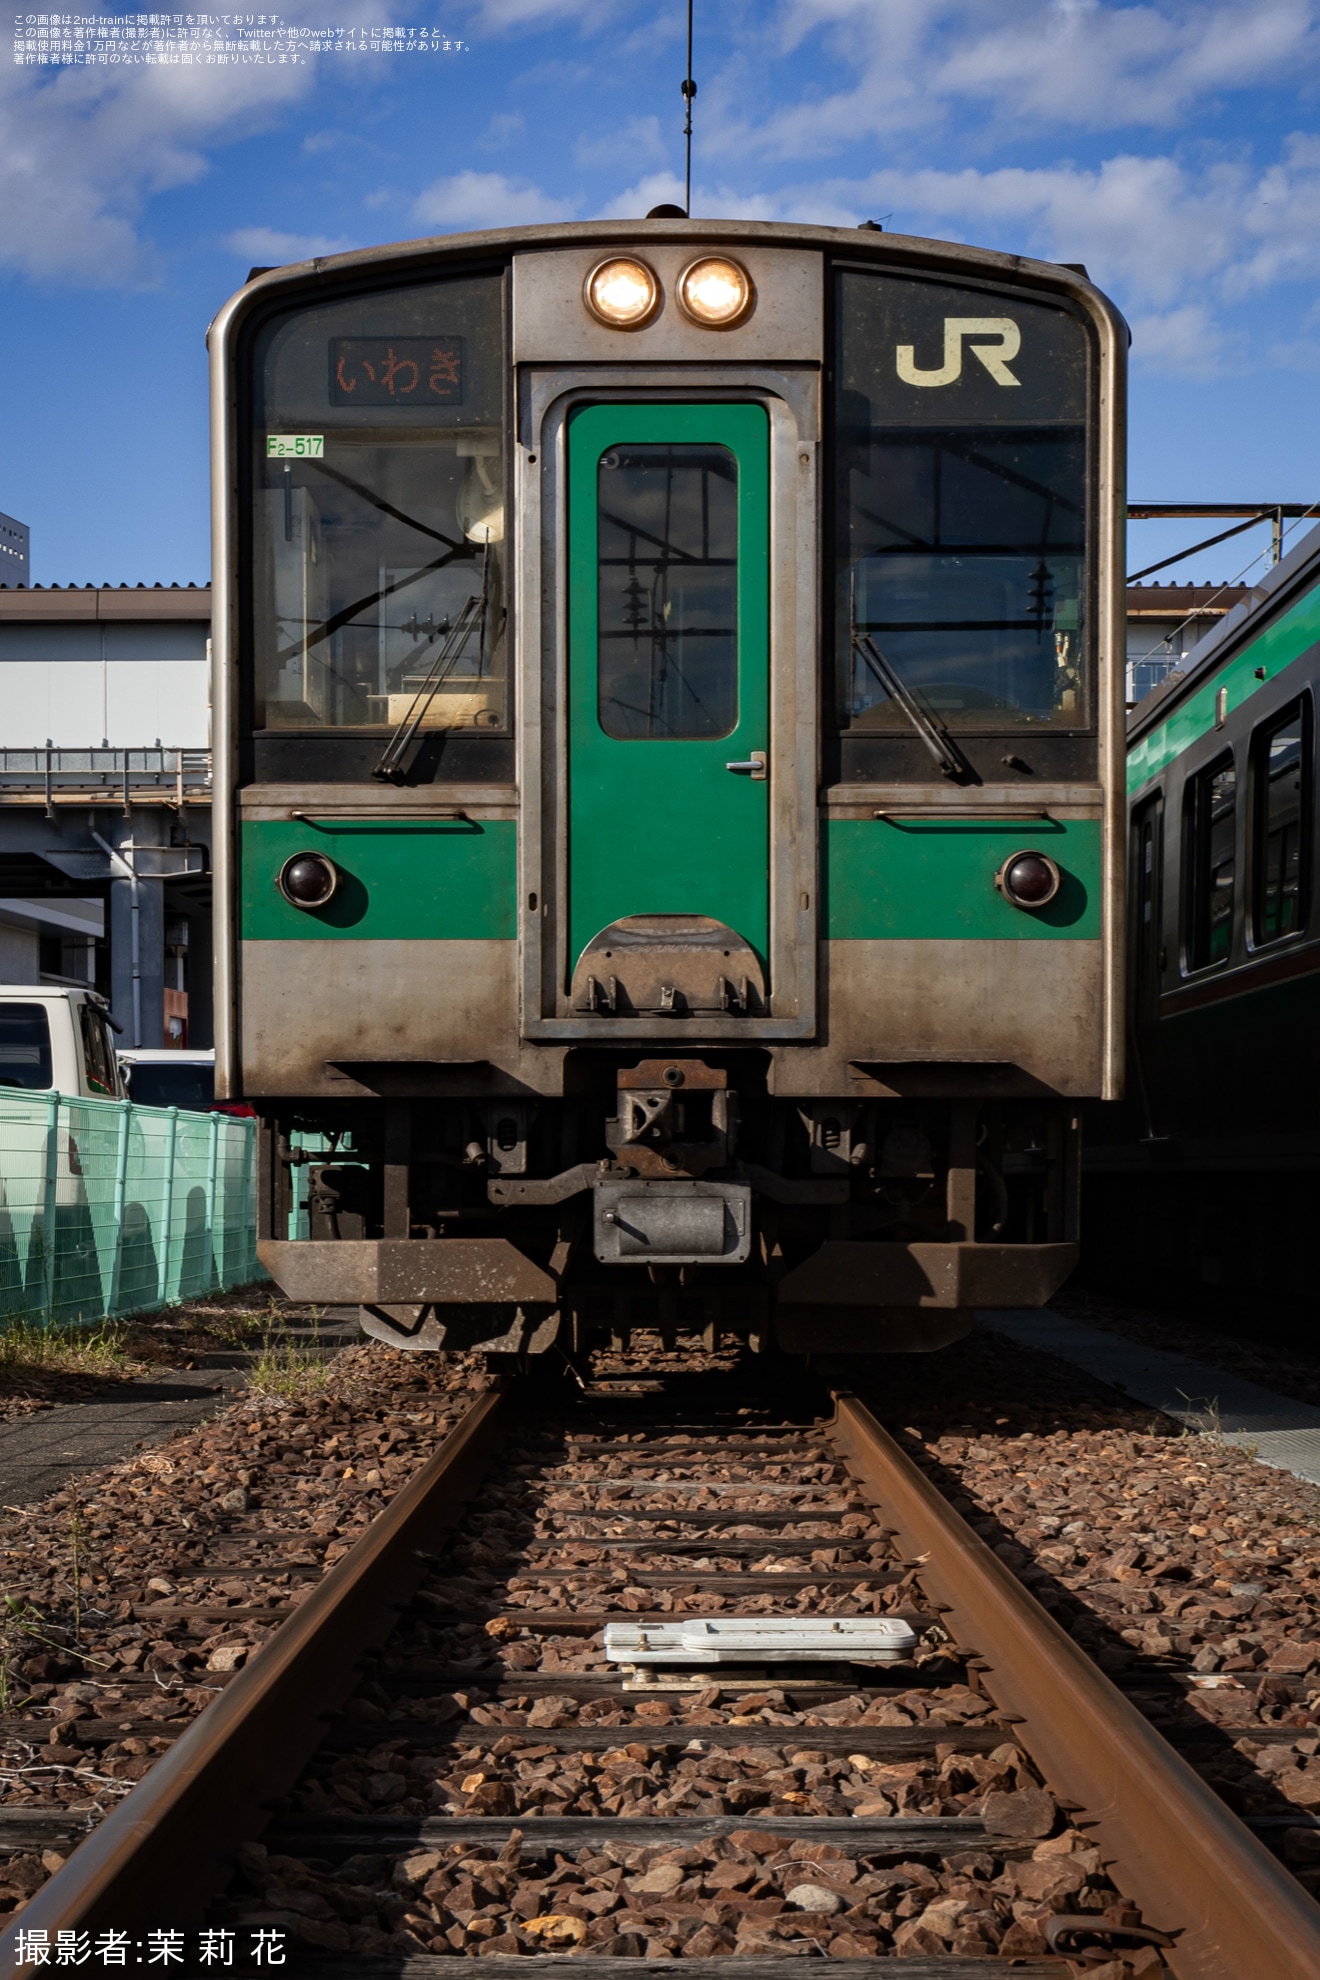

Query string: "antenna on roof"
[[645, 2, 697, 219], [682, 0, 696, 218]]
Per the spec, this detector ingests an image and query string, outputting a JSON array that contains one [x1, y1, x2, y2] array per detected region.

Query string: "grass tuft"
[[248, 1311, 331, 1401], [0, 1318, 142, 1382]]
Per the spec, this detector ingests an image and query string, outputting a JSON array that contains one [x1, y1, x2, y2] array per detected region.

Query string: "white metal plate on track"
[[603, 1615, 918, 1666]]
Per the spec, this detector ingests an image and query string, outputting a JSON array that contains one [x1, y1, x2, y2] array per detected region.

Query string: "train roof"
[[210, 216, 1122, 344], [230, 215, 1087, 284]]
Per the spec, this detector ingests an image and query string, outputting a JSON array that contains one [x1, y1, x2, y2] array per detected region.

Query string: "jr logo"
[[895, 317, 1021, 388]]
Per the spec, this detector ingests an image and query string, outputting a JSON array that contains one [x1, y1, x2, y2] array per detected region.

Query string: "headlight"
[[583, 257, 660, 329], [676, 256, 754, 328], [278, 851, 338, 909], [995, 851, 1062, 910]]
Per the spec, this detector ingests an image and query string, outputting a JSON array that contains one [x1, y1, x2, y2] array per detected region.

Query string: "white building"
[[1125, 582, 1250, 707], [0, 582, 209, 747]]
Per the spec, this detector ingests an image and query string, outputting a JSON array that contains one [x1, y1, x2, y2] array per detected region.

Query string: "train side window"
[[1132, 794, 1163, 989], [1185, 754, 1236, 969], [1252, 700, 1310, 945]]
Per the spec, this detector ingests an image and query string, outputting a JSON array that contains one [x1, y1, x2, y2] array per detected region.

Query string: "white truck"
[[0, 987, 125, 1101]]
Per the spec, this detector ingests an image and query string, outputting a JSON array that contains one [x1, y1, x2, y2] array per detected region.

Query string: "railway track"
[[3, 1364, 1320, 1979]]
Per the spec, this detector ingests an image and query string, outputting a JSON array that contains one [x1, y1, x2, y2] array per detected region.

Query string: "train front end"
[[211, 219, 1126, 1359]]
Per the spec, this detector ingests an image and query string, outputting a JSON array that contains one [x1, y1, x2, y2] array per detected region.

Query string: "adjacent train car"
[[1087, 524, 1320, 1304], [208, 218, 1127, 1358]]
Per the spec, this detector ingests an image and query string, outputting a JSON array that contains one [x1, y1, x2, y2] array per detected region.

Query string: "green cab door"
[[566, 403, 771, 989]]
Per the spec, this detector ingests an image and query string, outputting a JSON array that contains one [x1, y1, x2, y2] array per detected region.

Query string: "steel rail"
[[829, 1390, 1320, 1980], [0, 1382, 511, 1976]]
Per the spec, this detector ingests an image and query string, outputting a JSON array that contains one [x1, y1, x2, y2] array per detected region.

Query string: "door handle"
[[725, 751, 767, 780]]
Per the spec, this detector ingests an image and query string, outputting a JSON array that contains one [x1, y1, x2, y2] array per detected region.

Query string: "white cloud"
[[5, 0, 1320, 370], [575, 115, 666, 171], [478, 110, 527, 150], [301, 128, 376, 157], [0, 0, 494, 284], [599, 138, 1320, 374], [225, 226, 357, 264], [847, 155, 1243, 309], [412, 169, 577, 230], [1225, 134, 1320, 296], [1127, 305, 1226, 377], [936, 0, 1317, 128], [756, 0, 1320, 156], [468, 0, 626, 28], [0, 57, 319, 282], [595, 171, 688, 219], [594, 172, 861, 225], [763, 144, 1320, 323]]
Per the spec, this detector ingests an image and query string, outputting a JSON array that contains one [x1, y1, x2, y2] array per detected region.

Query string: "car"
[[116, 1048, 253, 1116], [0, 986, 124, 1101]]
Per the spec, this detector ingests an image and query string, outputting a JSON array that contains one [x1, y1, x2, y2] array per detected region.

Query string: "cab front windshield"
[[251, 272, 507, 732], [834, 271, 1091, 733]]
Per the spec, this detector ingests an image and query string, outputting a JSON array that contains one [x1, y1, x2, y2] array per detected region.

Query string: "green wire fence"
[[0, 1091, 262, 1327]]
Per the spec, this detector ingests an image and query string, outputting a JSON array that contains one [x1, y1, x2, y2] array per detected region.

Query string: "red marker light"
[[278, 852, 338, 910], [996, 851, 1061, 910]]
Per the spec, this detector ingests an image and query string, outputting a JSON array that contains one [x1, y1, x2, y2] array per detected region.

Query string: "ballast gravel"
[[0, 1339, 484, 1916], [295, 1682, 1010, 1823], [859, 1323, 1320, 1903], [225, 1817, 1149, 1964], [5, 1311, 1320, 1969]]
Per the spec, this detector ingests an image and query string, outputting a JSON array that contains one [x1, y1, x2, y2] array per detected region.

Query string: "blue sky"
[[5, 0, 1320, 588]]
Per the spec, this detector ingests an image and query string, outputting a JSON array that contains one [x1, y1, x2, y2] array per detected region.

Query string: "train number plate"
[[266, 435, 325, 458]]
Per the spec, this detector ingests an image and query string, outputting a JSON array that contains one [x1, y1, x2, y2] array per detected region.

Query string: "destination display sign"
[[329, 337, 464, 406]]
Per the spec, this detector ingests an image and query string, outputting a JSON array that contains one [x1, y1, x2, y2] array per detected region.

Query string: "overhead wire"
[[1126, 505, 1320, 682], [1126, 511, 1279, 584]]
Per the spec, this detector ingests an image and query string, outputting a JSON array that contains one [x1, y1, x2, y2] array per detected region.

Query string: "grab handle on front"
[[725, 750, 767, 781]]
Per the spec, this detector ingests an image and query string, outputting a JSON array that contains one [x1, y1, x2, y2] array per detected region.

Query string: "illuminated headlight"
[[584, 257, 660, 329], [677, 256, 754, 328], [995, 851, 1062, 910], [278, 851, 338, 910]]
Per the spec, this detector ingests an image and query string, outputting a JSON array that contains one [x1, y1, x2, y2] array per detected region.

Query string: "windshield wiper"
[[848, 573, 977, 784], [373, 605, 484, 782], [374, 543, 501, 781]]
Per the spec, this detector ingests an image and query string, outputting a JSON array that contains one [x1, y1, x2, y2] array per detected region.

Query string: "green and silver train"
[[1088, 520, 1320, 1304], [209, 217, 1128, 1359]]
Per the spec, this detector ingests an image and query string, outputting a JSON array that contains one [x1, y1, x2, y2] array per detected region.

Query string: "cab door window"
[[1252, 700, 1310, 944], [597, 443, 738, 740], [1186, 754, 1236, 969]]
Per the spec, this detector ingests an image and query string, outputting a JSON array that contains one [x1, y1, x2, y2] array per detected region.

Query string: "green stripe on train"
[[1128, 582, 1320, 796], [240, 818, 517, 941], [242, 815, 1099, 945], [825, 817, 1101, 939]]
